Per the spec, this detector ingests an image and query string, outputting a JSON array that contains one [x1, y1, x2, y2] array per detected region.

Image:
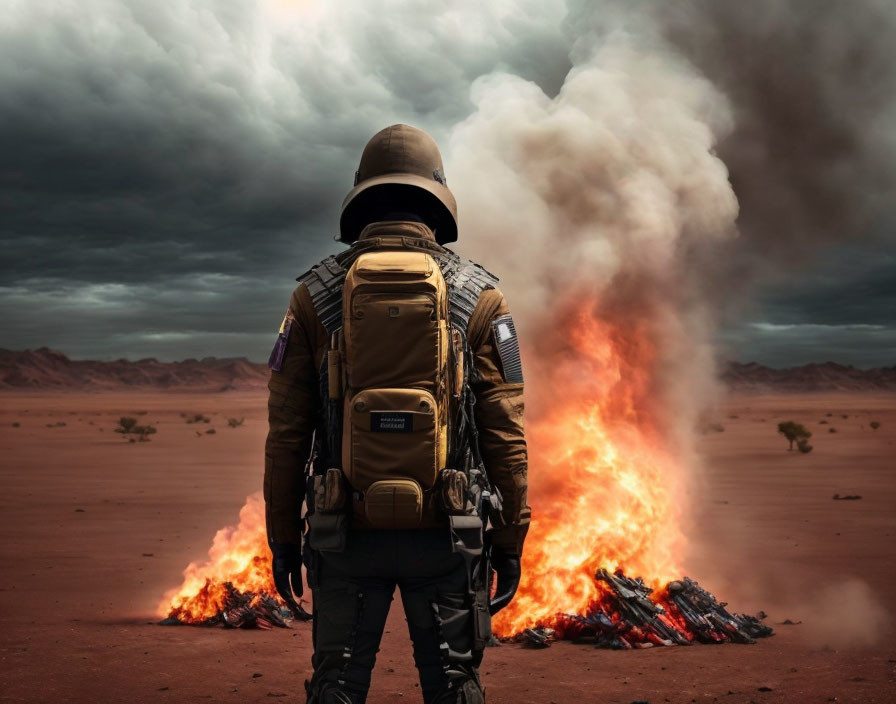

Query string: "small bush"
[[870, 421, 881, 430], [45, 421, 66, 428], [12, 422, 20, 428], [116, 417, 138, 433], [842, 414, 849, 419], [829, 427, 837, 433], [227, 417, 245, 428], [185, 413, 211, 424], [826, 412, 833, 417], [778, 421, 812, 451], [205, 428, 216, 435], [819, 420, 828, 424], [797, 439, 813, 453], [115, 416, 157, 441]]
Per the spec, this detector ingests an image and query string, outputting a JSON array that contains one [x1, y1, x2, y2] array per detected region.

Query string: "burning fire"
[[158, 494, 275, 622], [160, 301, 691, 638], [492, 302, 684, 636]]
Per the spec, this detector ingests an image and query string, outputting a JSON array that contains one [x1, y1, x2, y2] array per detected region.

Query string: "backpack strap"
[[295, 250, 355, 336], [440, 256, 500, 335]]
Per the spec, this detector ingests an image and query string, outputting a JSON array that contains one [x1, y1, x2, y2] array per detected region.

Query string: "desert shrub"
[[205, 428, 216, 435], [134, 410, 148, 416], [826, 412, 833, 417], [116, 417, 138, 433], [185, 413, 211, 424], [728, 414, 739, 419], [227, 417, 245, 428], [870, 421, 881, 430], [137, 426, 157, 441], [797, 439, 813, 453], [842, 414, 849, 419], [45, 421, 67, 428], [778, 421, 812, 451], [12, 422, 20, 428], [829, 427, 837, 433], [115, 416, 157, 441], [819, 420, 828, 424]]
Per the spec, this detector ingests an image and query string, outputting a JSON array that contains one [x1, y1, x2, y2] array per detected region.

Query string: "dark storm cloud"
[[0, 0, 893, 364], [0, 0, 569, 360], [757, 245, 896, 328]]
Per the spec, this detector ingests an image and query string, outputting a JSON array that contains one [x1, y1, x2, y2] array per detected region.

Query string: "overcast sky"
[[1, 0, 893, 367]]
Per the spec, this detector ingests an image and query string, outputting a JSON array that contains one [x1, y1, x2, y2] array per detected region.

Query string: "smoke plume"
[[445, 0, 895, 621], [448, 25, 739, 584]]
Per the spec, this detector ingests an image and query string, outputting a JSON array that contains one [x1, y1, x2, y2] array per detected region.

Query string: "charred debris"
[[515, 569, 773, 649], [161, 569, 773, 649]]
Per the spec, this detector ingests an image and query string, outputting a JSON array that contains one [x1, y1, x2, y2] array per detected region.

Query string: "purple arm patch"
[[268, 316, 293, 372]]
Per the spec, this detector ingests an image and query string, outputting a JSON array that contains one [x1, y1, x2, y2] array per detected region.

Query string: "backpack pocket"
[[365, 479, 423, 529], [347, 293, 440, 390], [344, 388, 440, 493]]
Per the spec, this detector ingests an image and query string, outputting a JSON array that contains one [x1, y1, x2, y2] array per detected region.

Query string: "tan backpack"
[[300, 238, 499, 533], [339, 248, 452, 528]]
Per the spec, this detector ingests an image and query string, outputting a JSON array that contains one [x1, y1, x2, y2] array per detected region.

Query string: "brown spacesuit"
[[264, 124, 529, 704]]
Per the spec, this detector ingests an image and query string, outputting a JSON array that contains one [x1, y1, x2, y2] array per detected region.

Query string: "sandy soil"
[[1, 391, 894, 704]]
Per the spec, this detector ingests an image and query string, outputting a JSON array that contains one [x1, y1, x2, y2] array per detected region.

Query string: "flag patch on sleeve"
[[268, 310, 295, 372], [491, 314, 523, 383]]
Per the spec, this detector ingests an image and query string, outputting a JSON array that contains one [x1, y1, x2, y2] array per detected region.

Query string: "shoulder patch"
[[491, 313, 523, 383], [268, 309, 295, 372]]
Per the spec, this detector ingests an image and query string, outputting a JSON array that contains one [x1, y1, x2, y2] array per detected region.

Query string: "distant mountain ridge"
[[1, 348, 893, 392], [0, 348, 269, 391], [722, 361, 896, 392]]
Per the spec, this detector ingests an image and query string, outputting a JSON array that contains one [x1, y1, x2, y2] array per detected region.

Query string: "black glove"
[[489, 546, 521, 615], [270, 542, 312, 621]]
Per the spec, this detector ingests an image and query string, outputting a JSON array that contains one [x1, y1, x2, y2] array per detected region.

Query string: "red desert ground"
[[1, 349, 894, 703]]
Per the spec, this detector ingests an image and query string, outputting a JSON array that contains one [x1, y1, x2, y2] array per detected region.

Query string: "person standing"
[[264, 124, 529, 704]]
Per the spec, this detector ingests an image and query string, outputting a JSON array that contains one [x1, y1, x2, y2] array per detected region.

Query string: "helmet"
[[339, 124, 458, 244]]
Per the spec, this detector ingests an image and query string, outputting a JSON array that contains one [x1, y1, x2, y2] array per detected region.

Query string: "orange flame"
[[158, 494, 275, 622], [162, 301, 687, 636], [492, 301, 684, 636]]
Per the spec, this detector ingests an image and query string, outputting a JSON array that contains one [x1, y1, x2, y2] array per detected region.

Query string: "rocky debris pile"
[[514, 569, 773, 649]]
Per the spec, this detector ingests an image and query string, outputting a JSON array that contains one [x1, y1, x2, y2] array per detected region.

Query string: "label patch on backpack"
[[370, 412, 414, 432], [492, 314, 523, 383]]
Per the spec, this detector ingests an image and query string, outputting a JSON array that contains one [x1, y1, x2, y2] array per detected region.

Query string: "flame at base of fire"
[[158, 494, 279, 623], [157, 496, 771, 647]]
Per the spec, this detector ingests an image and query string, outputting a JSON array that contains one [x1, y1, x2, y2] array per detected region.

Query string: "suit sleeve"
[[263, 284, 324, 546], [469, 287, 530, 556]]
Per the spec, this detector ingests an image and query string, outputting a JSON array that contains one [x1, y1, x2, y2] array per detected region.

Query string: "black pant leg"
[[309, 535, 396, 703], [397, 531, 484, 704]]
